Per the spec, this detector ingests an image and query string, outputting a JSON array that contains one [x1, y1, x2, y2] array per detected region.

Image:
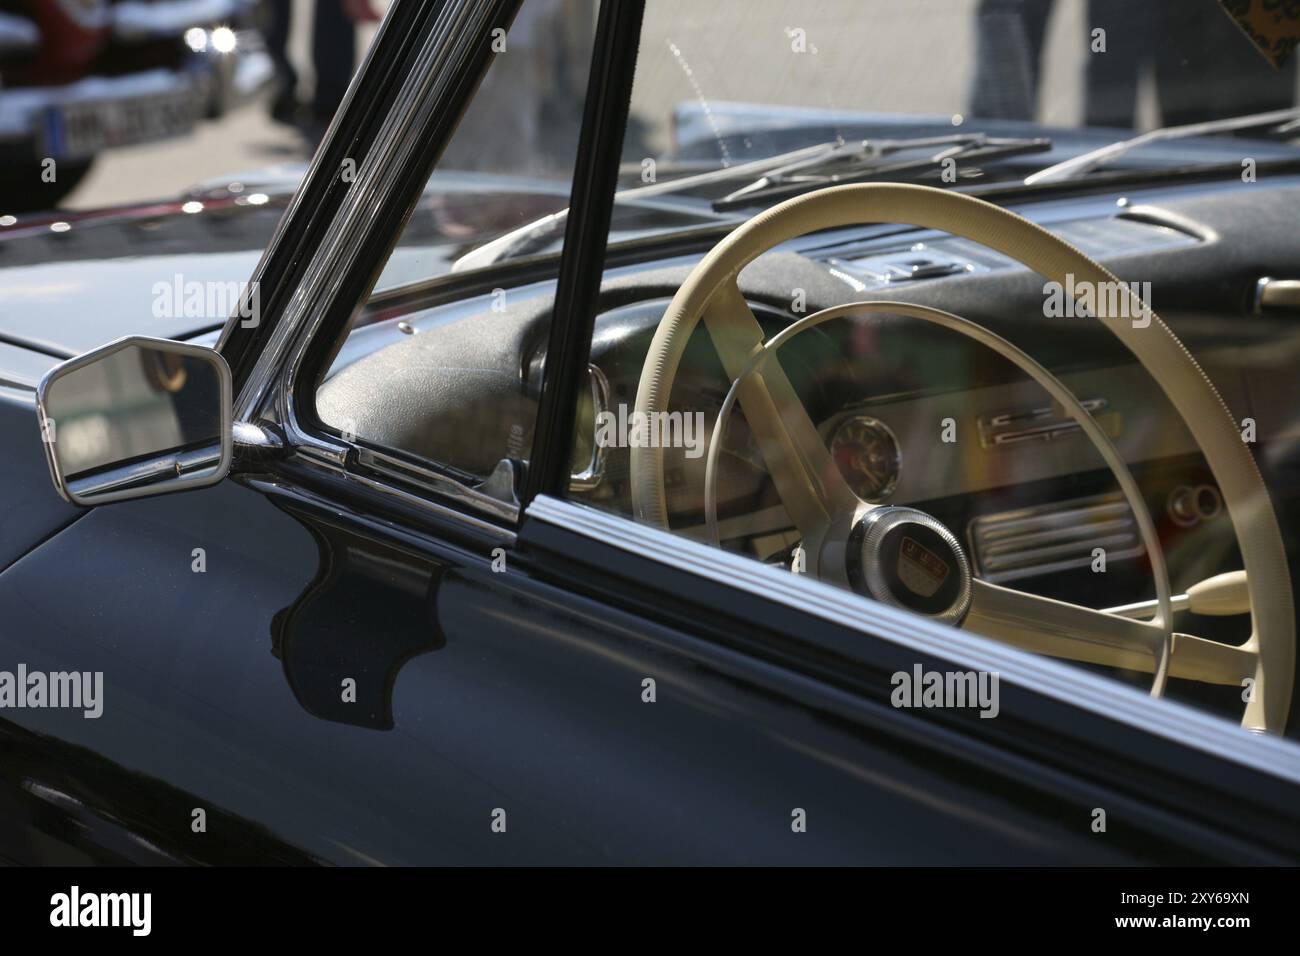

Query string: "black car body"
[[2, 0, 1300, 866]]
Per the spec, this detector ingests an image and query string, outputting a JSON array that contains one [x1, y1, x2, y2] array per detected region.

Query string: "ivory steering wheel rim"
[[631, 182, 1294, 733]]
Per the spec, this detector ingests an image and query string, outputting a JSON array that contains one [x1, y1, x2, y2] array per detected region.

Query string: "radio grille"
[[967, 491, 1144, 583]]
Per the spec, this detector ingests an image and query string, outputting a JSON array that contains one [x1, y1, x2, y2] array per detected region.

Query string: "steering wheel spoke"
[[965, 579, 1260, 690], [965, 577, 1165, 665], [1169, 632, 1258, 686], [701, 281, 860, 541]]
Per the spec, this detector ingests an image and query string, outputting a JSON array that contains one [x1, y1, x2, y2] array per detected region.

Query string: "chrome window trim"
[[289, 443, 516, 544], [222, 0, 524, 526], [230, 0, 496, 422], [527, 493, 1300, 785]]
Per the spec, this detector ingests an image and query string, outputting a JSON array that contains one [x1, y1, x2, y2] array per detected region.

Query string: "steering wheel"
[[631, 183, 1294, 734]]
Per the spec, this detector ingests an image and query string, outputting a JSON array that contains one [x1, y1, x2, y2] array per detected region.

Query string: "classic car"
[[0, 0, 273, 210], [2, 0, 1300, 870]]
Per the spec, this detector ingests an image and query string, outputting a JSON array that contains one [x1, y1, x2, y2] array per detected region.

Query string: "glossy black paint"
[[1, 345, 1295, 865], [3, 348, 1299, 863], [517, 514, 1300, 861], [0, 395, 81, 573], [0, 469, 1258, 865]]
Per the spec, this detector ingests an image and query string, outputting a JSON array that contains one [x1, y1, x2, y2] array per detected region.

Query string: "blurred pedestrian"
[[1086, 0, 1296, 128], [969, 0, 1055, 121], [265, 0, 298, 123], [266, 0, 382, 130], [968, 0, 1297, 129]]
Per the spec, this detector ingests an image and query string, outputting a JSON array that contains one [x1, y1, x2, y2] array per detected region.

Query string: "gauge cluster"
[[828, 414, 901, 502]]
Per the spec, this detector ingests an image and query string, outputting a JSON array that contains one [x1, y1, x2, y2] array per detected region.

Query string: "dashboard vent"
[[815, 216, 1197, 289], [967, 492, 1144, 583], [1053, 216, 1197, 257]]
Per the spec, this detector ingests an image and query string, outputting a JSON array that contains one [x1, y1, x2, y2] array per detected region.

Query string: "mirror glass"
[[42, 342, 229, 503]]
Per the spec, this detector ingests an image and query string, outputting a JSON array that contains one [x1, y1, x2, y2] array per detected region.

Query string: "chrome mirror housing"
[[36, 335, 233, 506]]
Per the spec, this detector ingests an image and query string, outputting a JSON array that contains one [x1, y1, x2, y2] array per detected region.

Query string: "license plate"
[[38, 87, 200, 162]]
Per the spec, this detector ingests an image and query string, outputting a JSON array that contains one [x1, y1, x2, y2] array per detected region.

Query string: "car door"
[[3, 0, 1299, 866]]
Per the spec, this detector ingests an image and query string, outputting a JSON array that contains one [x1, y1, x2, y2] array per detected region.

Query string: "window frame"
[[218, 0, 537, 535], [221, 0, 637, 536]]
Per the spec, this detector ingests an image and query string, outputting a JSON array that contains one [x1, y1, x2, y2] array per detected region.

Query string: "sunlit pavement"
[[59, 0, 382, 211], [59, 0, 1100, 211]]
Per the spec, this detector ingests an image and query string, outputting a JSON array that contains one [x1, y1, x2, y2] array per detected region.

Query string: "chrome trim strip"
[[298, 449, 516, 544], [527, 493, 1300, 784], [234, 0, 491, 421], [967, 491, 1145, 583], [354, 445, 517, 522], [220, 0, 523, 524]]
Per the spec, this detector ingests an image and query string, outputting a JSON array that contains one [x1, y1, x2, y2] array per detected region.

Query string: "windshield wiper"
[[452, 140, 851, 272], [710, 133, 1052, 211], [451, 132, 1049, 272], [1024, 106, 1300, 185]]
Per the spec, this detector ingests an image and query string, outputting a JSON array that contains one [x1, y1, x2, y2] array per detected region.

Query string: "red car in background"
[[0, 0, 272, 210]]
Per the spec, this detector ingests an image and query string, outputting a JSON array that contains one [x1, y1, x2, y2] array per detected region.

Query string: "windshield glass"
[[319, 0, 1300, 738], [622, 0, 1299, 186], [422, 0, 1300, 276], [382, 0, 1300, 282]]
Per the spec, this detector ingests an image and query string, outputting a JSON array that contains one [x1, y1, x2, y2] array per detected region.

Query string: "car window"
[[314, 0, 598, 488], [562, 0, 1298, 735]]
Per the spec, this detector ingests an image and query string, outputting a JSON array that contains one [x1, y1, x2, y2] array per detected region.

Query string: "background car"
[[0, 0, 272, 210]]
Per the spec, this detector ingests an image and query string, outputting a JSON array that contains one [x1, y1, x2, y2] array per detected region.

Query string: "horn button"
[[846, 507, 973, 626]]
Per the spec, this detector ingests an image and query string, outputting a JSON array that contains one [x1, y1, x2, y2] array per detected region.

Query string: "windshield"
[[622, 0, 1299, 183], [424, 0, 1300, 276]]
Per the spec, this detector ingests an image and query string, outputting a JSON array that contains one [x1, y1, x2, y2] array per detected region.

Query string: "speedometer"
[[830, 415, 901, 502]]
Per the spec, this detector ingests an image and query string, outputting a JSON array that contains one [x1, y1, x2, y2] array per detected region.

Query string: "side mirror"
[[36, 336, 233, 506]]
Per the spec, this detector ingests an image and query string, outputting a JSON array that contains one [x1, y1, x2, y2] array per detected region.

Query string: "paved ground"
[[58, 0, 1294, 211], [631, 0, 1085, 152], [63, 0, 382, 210], [64, 103, 311, 209]]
